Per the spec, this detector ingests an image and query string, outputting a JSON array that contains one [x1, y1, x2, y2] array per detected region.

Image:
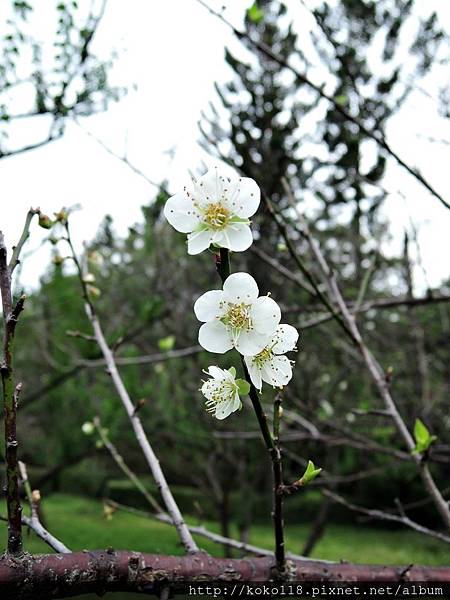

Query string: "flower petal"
[[220, 223, 253, 252], [234, 329, 271, 356], [223, 272, 259, 304], [272, 324, 299, 354], [201, 378, 221, 400], [187, 229, 214, 255], [251, 296, 281, 334], [261, 355, 293, 388], [194, 290, 225, 322], [198, 321, 233, 353], [234, 177, 261, 218], [244, 357, 262, 390], [164, 192, 200, 233], [215, 393, 240, 420], [194, 168, 222, 207], [207, 366, 226, 380]]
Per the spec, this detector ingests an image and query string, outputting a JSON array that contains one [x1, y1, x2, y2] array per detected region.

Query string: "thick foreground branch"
[[0, 552, 449, 599]]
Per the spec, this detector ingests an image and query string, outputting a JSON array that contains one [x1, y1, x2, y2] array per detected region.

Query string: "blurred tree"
[[199, 0, 447, 285]]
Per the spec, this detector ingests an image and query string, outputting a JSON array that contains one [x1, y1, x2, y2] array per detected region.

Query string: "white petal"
[[251, 296, 281, 334], [198, 321, 233, 354], [234, 177, 261, 218], [194, 290, 225, 322], [234, 330, 271, 356], [244, 357, 263, 390], [272, 324, 299, 354], [207, 366, 226, 380], [201, 378, 221, 400], [221, 224, 253, 252], [164, 192, 200, 233], [194, 168, 222, 206], [215, 393, 241, 420], [187, 230, 214, 255], [223, 272, 259, 304], [223, 368, 237, 383], [261, 355, 293, 387]]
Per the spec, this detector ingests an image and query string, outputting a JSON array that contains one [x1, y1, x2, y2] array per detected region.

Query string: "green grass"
[[2, 493, 447, 566], [1, 494, 448, 599]]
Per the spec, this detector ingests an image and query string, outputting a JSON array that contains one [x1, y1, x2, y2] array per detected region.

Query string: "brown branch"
[[0, 233, 24, 555], [0, 551, 449, 599]]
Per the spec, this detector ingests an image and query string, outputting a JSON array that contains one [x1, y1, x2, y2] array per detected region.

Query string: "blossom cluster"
[[164, 167, 299, 419]]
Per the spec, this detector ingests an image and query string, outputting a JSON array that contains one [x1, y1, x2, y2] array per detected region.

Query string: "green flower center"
[[205, 381, 237, 413], [203, 202, 230, 230], [253, 345, 273, 366], [221, 302, 252, 331]]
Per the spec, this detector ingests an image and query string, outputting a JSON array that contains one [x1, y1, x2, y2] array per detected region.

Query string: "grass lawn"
[[1, 493, 448, 598]]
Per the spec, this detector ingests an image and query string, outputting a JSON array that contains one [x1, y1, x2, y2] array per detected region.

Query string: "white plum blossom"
[[163, 167, 260, 255], [244, 324, 299, 391], [194, 272, 281, 356], [201, 366, 248, 420]]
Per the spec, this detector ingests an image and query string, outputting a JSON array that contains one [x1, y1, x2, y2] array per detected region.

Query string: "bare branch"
[[16, 462, 70, 554], [64, 223, 199, 554], [324, 490, 450, 545], [78, 345, 203, 368], [0, 233, 23, 554], [281, 181, 450, 532], [0, 551, 448, 599]]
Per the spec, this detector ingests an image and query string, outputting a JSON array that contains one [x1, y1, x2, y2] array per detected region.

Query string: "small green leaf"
[[158, 335, 175, 351], [228, 366, 236, 378], [247, 2, 264, 23], [335, 94, 347, 106], [299, 460, 322, 485], [412, 419, 437, 454], [236, 379, 250, 396]]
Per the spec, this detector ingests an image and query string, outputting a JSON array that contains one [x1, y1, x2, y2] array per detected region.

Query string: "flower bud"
[[82, 422, 95, 435], [38, 213, 53, 229]]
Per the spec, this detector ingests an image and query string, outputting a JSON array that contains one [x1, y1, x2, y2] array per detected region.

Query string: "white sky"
[[1, 0, 449, 292]]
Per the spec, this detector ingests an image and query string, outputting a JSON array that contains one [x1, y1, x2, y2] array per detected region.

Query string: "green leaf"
[[228, 366, 236, 378], [158, 335, 175, 351], [236, 379, 250, 396], [299, 460, 322, 485], [334, 94, 347, 106], [412, 419, 437, 454], [247, 2, 264, 24]]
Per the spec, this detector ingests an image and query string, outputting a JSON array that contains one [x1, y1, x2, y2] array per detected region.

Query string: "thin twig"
[[17, 461, 70, 554], [282, 182, 450, 531], [324, 490, 450, 545], [64, 223, 199, 554], [8, 208, 40, 274], [78, 345, 203, 368], [93, 416, 164, 515], [104, 499, 333, 564]]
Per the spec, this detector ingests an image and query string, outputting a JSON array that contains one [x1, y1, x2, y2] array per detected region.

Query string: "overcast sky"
[[1, 0, 449, 293]]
